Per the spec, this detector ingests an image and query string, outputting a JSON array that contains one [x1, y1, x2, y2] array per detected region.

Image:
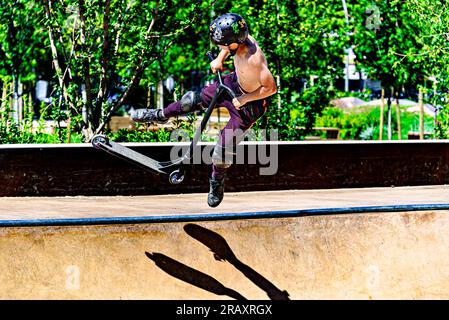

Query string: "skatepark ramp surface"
[[1, 186, 448, 299]]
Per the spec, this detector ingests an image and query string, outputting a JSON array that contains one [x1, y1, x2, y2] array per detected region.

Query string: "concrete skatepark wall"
[[1, 140, 448, 196], [1, 209, 449, 299]]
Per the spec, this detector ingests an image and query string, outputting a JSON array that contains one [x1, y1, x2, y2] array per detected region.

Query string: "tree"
[[0, 1, 47, 122], [352, 0, 426, 88], [204, 0, 347, 139], [405, 0, 449, 138], [350, 0, 428, 139], [5, 0, 447, 143], [40, 0, 209, 140]]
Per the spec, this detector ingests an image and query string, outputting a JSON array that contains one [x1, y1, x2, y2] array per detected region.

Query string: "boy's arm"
[[210, 49, 230, 73], [217, 49, 230, 62], [233, 63, 277, 109]]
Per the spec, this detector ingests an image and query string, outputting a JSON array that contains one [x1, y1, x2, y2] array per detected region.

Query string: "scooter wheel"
[[169, 170, 185, 185], [92, 135, 108, 149]]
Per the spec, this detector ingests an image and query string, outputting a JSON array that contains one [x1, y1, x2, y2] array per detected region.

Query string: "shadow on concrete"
[[145, 223, 289, 300], [184, 223, 290, 300], [145, 252, 246, 300]]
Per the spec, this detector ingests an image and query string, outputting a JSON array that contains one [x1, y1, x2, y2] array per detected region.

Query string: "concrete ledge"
[[1, 140, 448, 196], [2, 204, 449, 227]]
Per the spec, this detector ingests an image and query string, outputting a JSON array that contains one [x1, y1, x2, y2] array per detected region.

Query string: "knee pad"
[[180, 91, 204, 112], [212, 145, 235, 169]]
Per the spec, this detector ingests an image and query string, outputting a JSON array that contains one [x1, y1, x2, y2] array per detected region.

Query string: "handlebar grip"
[[207, 51, 224, 84], [205, 52, 239, 106]]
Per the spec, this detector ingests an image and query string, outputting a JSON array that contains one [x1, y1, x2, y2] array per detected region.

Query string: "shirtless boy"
[[131, 13, 277, 207]]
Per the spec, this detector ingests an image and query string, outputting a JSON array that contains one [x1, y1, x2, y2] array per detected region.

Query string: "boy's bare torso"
[[233, 35, 268, 93]]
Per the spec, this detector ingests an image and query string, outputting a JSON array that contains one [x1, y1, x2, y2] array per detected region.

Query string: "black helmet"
[[209, 13, 248, 46]]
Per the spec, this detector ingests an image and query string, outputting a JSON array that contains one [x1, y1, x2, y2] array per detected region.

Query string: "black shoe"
[[208, 176, 225, 207], [130, 108, 168, 124]]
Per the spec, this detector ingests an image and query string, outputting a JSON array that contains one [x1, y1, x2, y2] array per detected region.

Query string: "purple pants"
[[163, 72, 269, 179]]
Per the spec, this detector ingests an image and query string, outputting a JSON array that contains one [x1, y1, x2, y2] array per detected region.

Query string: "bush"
[[0, 101, 83, 144], [255, 80, 334, 140], [316, 105, 435, 140], [109, 113, 218, 143]]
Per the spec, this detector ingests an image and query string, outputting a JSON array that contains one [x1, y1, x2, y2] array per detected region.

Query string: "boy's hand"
[[210, 58, 224, 74], [232, 96, 246, 110]]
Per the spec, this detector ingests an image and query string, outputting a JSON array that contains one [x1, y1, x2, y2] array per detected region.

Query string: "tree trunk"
[[43, 0, 77, 126], [147, 84, 152, 109], [95, 2, 161, 135], [387, 88, 392, 140], [1, 80, 8, 115], [95, 0, 112, 128], [276, 0, 281, 111], [12, 75, 20, 123], [78, 0, 93, 134], [379, 88, 385, 140], [395, 89, 401, 140], [157, 80, 164, 110], [419, 87, 424, 139]]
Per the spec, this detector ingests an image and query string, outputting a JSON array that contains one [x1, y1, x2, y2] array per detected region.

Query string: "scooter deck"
[[92, 135, 177, 174]]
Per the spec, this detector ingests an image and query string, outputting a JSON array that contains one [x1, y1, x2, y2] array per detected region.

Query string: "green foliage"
[[316, 105, 435, 140], [110, 127, 172, 143], [200, 0, 347, 140], [108, 111, 223, 143], [255, 78, 334, 140], [0, 102, 83, 144], [0, 1, 46, 82], [0, 90, 82, 144], [404, 0, 449, 138], [351, 0, 425, 88], [2, 0, 208, 139], [2, 0, 449, 143]]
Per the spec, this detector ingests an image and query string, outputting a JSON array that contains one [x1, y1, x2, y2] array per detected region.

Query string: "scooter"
[[91, 52, 236, 185]]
